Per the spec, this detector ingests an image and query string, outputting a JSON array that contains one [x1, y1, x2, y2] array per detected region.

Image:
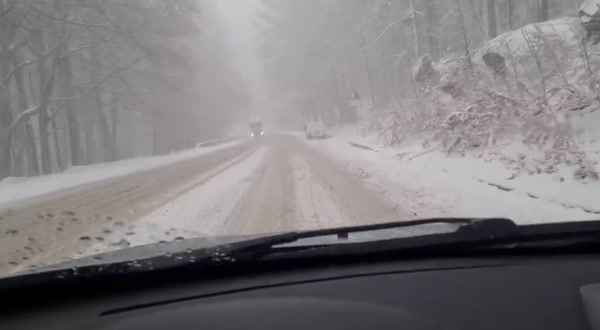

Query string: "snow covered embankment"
[[0, 139, 243, 207], [309, 131, 599, 225], [344, 17, 600, 223]]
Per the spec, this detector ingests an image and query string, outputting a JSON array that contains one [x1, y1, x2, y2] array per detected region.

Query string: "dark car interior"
[[2, 248, 600, 330]]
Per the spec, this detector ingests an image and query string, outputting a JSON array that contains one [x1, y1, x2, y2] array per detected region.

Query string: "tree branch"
[[362, 12, 412, 50]]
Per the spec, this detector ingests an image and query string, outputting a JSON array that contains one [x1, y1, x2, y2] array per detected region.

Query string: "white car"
[[305, 122, 327, 140]]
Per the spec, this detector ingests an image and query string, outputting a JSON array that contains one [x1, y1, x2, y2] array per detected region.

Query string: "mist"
[[0, 0, 251, 179]]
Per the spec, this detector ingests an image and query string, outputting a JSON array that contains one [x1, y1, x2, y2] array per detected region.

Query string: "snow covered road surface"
[[223, 135, 401, 236], [1, 135, 403, 275], [5, 129, 593, 277], [0, 140, 260, 275]]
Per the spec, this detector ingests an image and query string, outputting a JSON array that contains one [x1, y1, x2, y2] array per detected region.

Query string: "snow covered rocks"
[[580, 0, 600, 41]]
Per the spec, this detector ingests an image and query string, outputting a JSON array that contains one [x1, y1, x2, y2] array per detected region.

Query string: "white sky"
[[215, 0, 271, 119]]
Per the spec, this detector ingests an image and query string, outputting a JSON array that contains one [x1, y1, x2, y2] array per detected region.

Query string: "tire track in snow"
[[1, 141, 259, 275], [222, 135, 404, 236]]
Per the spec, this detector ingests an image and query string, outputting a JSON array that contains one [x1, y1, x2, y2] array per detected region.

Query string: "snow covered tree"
[[0, 0, 248, 179]]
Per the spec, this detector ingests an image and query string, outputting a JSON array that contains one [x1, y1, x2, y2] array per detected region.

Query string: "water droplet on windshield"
[[79, 236, 91, 241], [184, 249, 193, 254], [174, 236, 185, 241]]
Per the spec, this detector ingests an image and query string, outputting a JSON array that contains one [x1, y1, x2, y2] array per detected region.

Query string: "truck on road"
[[249, 119, 264, 137]]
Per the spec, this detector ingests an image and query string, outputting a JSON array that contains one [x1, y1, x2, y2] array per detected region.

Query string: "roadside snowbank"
[[371, 17, 600, 181], [307, 132, 599, 224], [0, 139, 244, 207], [342, 16, 600, 223]]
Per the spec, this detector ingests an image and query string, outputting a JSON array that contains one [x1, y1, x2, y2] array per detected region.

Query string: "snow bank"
[[356, 17, 600, 218], [372, 17, 600, 155], [308, 133, 599, 224], [0, 139, 244, 207]]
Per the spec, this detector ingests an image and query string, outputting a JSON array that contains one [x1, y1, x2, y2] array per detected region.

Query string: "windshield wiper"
[[7, 217, 600, 288], [0, 218, 503, 286], [224, 217, 517, 261], [99, 218, 515, 270], [268, 218, 600, 260], [207, 217, 600, 263]]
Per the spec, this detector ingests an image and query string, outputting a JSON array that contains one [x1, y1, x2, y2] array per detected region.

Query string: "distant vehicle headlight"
[[261, 131, 264, 136], [251, 133, 254, 137]]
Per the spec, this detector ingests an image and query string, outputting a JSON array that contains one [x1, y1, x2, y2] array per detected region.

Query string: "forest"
[[258, 0, 590, 142], [0, 0, 248, 180]]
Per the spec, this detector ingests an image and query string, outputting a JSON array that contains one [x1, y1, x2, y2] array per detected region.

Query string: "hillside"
[[365, 17, 600, 188]]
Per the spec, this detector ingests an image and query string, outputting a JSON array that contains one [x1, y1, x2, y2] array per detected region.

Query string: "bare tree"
[[538, 0, 549, 22], [0, 0, 248, 180], [487, 0, 498, 39], [507, 0, 515, 30], [426, 0, 439, 60]]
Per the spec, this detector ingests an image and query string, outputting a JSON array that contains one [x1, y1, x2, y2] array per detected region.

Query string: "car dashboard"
[[2, 254, 600, 330]]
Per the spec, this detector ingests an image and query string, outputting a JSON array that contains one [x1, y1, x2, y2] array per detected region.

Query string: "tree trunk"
[[32, 34, 55, 175], [538, 0, 549, 22], [51, 116, 65, 172], [89, 44, 113, 162], [426, 0, 439, 60], [14, 58, 40, 176], [0, 11, 16, 180], [487, 0, 497, 39], [38, 94, 52, 174], [24, 120, 39, 176], [0, 80, 12, 179], [507, 0, 515, 30], [360, 38, 376, 107], [408, 0, 421, 59], [456, 0, 473, 68], [55, 2, 82, 168], [58, 56, 82, 167], [109, 96, 119, 161], [0, 106, 12, 179]]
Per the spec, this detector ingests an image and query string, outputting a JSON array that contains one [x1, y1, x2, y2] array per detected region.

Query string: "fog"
[[0, 0, 593, 181], [3, 0, 600, 276], [0, 0, 252, 180], [217, 0, 269, 120]]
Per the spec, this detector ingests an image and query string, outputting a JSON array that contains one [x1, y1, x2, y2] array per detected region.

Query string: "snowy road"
[[0, 135, 402, 275], [223, 135, 401, 236]]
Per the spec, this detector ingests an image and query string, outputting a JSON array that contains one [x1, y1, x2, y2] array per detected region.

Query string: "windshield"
[[0, 0, 597, 278]]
